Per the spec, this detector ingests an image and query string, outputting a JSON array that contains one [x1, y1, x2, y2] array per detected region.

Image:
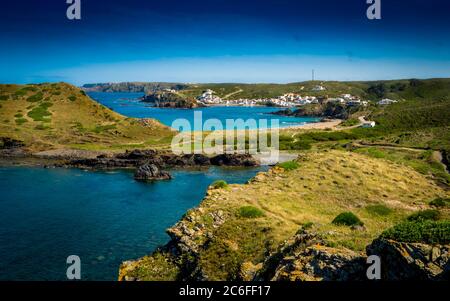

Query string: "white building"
[[361, 121, 376, 128], [197, 89, 222, 104], [378, 98, 398, 105], [341, 94, 352, 99], [312, 85, 326, 91], [347, 99, 361, 106]]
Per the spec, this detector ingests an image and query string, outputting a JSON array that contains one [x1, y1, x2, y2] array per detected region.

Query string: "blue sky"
[[0, 0, 449, 85]]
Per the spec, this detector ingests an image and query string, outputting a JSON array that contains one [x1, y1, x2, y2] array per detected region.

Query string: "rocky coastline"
[[0, 138, 260, 180], [141, 90, 203, 109]]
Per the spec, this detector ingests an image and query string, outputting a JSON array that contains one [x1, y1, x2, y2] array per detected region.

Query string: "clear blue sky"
[[1, 0, 449, 85]]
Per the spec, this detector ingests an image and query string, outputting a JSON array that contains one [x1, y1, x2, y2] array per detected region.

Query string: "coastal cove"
[[0, 165, 267, 280], [87, 92, 321, 130]]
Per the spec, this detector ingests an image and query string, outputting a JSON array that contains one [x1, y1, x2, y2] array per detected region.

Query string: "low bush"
[[14, 89, 29, 97], [68, 95, 77, 101], [429, 197, 450, 208], [211, 180, 228, 189], [277, 160, 299, 171], [27, 102, 52, 121], [366, 204, 393, 216], [381, 220, 450, 244], [340, 118, 359, 127], [26, 92, 44, 102], [35, 124, 51, 130], [238, 206, 264, 218], [407, 209, 440, 222], [15, 118, 28, 125], [332, 212, 364, 226], [301, 222, 314, 230], [92, 124, 117, 133]]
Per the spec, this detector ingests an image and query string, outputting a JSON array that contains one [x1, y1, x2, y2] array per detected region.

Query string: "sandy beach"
[[283, 119, 342, 130]]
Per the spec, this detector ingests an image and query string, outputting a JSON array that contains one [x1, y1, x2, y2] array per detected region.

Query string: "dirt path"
[[355, 142, 449, 174], [222, 88, 243, 100]]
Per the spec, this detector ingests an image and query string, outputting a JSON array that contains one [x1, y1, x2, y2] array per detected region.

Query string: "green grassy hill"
[[0, 83, 174, 151], [84, 78, 450, 101]]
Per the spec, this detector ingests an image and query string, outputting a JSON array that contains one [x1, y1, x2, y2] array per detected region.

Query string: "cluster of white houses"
[[197, 89, 222, 104], [196, 89, 398, 108]]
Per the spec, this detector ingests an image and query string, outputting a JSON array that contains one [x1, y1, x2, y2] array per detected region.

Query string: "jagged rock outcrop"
[[0, 137, 25, 149], [141, 91, 202, 108], [134, 163, 171, 181], [367, 238, 450, 280], [255, 230, 366, 281], [0, 137, 27, 157], [209, 153, 259, 166], [65, 150, 258, 170]]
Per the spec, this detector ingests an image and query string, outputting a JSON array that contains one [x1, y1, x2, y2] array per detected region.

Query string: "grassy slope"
[[0, 83, 174, 151], [168, 78, 450, 100], [276, 81, 450, 184], [124, 150, 449, 280]]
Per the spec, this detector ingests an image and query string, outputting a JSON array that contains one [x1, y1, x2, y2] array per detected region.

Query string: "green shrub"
[[332, 212, 364, 226], [27, 102, 52, 121], [68, 95, 77, 101], [238, 206, 264, 218], [366, 204, 393, 216], [92, 124, 117, 133], [15, 118, 28, 125], [277, 160, 299, 171], [14, 89, 27, 97], [0, 95, 9, 101], [381, 220, 450, 244], [291, 140, 312, 150], [22, 86, 38, 92], [278, 135, 312, 150], [211, 180, 228, 189], [14, 113, 23, 118], [367, 148, 386, 158], [26, 92, 44, 102], [301, 222, 314, 230], [429, 197, 450, 208], [35, 124, 51, 130], [407, 209, 440, 222], [340, 118, 359, 127]]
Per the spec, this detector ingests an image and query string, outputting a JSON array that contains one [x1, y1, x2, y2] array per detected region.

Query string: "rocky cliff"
[[141, 90, 202, 108]]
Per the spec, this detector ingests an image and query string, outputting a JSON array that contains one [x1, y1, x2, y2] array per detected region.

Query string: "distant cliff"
[[141, 90, 203, 108], [82, 82, 189, 93]]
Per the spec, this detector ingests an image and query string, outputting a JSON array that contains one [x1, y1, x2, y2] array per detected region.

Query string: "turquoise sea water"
[[87, 92, 320, 130], [0, 166, 266, 280], [0, 92, 302, 281]]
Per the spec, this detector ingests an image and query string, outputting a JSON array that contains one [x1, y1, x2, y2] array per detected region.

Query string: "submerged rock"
[[134, 163, 172, 181]]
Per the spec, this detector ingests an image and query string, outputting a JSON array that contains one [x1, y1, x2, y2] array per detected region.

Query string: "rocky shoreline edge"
[[0, 137, 261, 180]]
